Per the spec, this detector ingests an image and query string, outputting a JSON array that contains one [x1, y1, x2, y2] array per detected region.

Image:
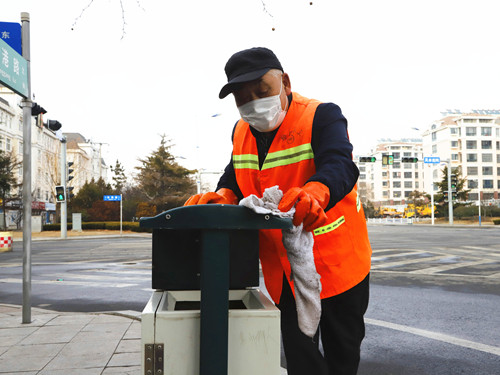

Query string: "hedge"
[[42, 221, 152, 233], [493, 219, 500, 225]]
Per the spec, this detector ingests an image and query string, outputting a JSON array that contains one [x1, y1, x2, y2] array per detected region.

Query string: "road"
[[0, 226, 499, 373]]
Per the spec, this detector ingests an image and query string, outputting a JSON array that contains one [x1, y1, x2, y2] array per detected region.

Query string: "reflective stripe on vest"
[[233, 154, 259, 170], [313, 216, 345, 236], [233, 143, 314, 171]]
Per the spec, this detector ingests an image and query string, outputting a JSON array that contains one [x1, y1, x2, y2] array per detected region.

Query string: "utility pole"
[[21, 11, 32, 324], [60, 138, 67, 239], [447, 159, 453, 225]]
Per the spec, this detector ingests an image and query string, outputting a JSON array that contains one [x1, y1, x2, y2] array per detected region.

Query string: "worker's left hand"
[[184, 188, 238, 206], [278, 182, 330, 232]]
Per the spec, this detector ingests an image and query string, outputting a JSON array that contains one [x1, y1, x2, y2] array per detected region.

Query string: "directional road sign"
[[424, 157, 441, 164], [103, 195, 122, 201], [0, 36, 28, 98], [0, 22, 22, 55]]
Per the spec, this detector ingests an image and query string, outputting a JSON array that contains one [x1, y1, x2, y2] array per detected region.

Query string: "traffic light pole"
[[60, 138, 67, 239], [21, 12, 32, 324], [447, 159, 453, 225]]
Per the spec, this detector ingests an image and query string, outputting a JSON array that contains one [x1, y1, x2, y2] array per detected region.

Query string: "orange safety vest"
[[232, 92, 372, 303]]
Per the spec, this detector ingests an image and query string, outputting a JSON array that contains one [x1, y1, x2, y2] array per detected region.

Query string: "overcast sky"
[[2, 0, 500, 179]]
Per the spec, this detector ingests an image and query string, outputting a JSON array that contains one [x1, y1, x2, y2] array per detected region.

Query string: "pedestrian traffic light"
[[67, 162, 74, 182], [359, 156, 376, 163], [44, 119, 62, 132], [382, 154, 394, 166], [66, 186, 75, 201], [450, 174, 458, 192], [401, 157, 418, 163], [55, 185, 65, 202]]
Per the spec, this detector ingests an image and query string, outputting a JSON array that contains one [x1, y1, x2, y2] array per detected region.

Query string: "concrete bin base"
[[142, 289, 281, 375]]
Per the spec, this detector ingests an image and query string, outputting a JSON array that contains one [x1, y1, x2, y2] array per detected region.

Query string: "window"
[[467, 167, 478, 175], [393, 162, 400, 169], [404, 181, 412, 188], [497, 141, 500, 150], [432, 132, 437, 141], [359, 166, 366, 172], [466, 127, 476, 136], [393, 172, 401, 178], [415, 182, 419, 188], [482, 154, 492, 162], [382, 171, 388, 177], [404, 163, 412, 169], [415, 172, 419, 178], [464, 119, 476, 123], [393, 191, 401, 198], [498, 154, 500, 163], [432, 145, 437, 153], [19, 141, 23, 154], [404, 172, 412, 178], [482, 167, 493, 175], [481, 140, 492, 149], [393, 152, 400, 159], [393, 181, 401, 188], [452, 154, 459, 161], [403, 152, 412, 157], [468, 179, 478, 189], [359, 174, 366, 180], [483, 180, 493, 189], [450, 127, 458, 134], [498, 180, 500, 189], [382, 181, 388, 187], [451, 141, 458, 148], [498, 167, 500, 175], [467, 153, 477, 162], [404, 191, 412, 198], [391, 146, 401, 150], [6, 138, 11, 151], [481, 127, 492, 136], [466, 140, 477, 149], [479, 119, 492, 123]]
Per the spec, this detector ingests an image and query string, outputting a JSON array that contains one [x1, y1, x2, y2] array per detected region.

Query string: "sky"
[[2, 0, 500, 184]]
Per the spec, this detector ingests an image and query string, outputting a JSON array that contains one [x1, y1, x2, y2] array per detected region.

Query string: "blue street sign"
[[0, 22, 22, 55], [103, 195, 122, 201], [0, 37, 28, 98], [424, 156, 441, 164]]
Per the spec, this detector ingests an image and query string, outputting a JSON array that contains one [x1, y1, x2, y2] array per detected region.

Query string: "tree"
[[0, 151, 22, 230], [69, 177, 113, 221], [434, 166, 470, 216], [135, 136, 197, 212], [407, 190, 428, 219], [110, 159, 127, 192], [87, 201, 120, 221]]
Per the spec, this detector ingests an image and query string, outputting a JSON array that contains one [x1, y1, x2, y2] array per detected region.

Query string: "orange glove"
[[278, 182, 330, 232], [184, 188, 238, 206]]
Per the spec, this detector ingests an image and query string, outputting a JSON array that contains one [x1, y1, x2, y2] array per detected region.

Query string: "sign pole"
[[120, 194, 123, 236], [60, 138, 67, 239], [21, 12, 32, 324], [447, 159, 453, 225]]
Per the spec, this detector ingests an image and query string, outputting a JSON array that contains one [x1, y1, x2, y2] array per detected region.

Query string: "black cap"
[[219, 47, 283, 99]]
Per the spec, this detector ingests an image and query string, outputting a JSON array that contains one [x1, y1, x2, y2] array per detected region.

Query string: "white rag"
[[239, 186, 322, 338]]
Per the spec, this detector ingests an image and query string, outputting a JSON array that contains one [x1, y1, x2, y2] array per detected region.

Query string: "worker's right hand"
[[184, 188, 238, 206]]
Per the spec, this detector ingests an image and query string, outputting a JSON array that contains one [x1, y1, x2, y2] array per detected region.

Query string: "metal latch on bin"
[[144, 343, 164, 375]]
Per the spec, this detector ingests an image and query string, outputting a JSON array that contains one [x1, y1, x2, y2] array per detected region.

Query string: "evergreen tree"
[[434, 166, 470, 216], [135, 136, 197, 212], [110, 159, 127, 192], [69, 177, 113, 221], [0, 151, 22, 230]]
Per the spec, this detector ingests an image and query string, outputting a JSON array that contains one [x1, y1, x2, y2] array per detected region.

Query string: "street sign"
[[0, 22, 22, 55], [103, 195, 122, 201], [424, 156, 440, 164], [0, 37, 28, 98]]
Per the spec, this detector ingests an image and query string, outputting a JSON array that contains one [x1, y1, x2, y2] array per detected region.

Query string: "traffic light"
[[66, 186, 75, 201], [45, 120, 62, 131], [67, 162, 74, 182], [450, 174, 458, 192], [401, 157, 418, 163], [359, 156, 376, 163], [55, 185, 65, 202], [31, 102, 46, 116], [382, 154, 394, 166]]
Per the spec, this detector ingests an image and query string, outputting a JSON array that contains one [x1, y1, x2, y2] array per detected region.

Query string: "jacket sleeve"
[[215, 123, 244, 200], [307, 103, 359, 210]]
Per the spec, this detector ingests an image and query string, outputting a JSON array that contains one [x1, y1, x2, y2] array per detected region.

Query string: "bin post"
[[200, 229, 229, 375]]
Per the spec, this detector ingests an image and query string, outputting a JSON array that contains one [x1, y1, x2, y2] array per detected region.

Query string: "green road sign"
[[0, 37, 28, 98]]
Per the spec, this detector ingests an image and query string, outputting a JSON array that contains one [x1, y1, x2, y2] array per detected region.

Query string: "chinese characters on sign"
[[0, 37, 28, 98], [423, 157, 441, 164], [103, 195, 122, 201], [0, 22, 22, 54]]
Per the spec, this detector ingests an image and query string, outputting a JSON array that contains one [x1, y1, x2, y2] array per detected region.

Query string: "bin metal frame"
[[140, 204, 292, 375]]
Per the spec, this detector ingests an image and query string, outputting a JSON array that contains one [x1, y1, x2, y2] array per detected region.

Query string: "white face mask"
[[237, 82, 287, 132]]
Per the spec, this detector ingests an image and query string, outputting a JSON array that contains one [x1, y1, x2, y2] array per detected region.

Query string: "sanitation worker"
[[185, 47, 372, 375]]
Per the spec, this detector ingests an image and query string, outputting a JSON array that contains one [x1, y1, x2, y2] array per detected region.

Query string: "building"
[[64, 133, 108, 193], [422, 109, 500, 202], [357, 139, 425, 206]]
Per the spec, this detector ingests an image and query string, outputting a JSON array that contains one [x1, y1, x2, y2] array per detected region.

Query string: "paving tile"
[[45, 314, 95, 326], [123, 321, 141, 340], [107, 351, 141, 367], [90, 314, 132, 324], [19, 324, 82, 345], [0, 326, 39, 346], [101, 365, 141, 374], [0, 343, 64, 372], [116, 338, 141, 353], [70, 330, 124, 344], [38, 367, 103, 375], [43, 340, 117, 370], [0, 313, 58, 328]]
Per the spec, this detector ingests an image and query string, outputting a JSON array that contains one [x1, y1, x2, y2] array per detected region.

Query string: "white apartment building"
[[65, 133, 108, 193], [357, 139, 424, 205], [0, 88, 61, 227], [422, 109, 500, 202]]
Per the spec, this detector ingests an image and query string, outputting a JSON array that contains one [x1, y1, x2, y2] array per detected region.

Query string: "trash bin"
[[140, 204, 292, 375]]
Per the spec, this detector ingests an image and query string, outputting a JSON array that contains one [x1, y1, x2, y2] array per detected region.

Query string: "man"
[[185, 47, 372, 375]]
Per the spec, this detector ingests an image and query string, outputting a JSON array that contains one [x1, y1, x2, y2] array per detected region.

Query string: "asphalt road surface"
[[1, 225, 499, 374]]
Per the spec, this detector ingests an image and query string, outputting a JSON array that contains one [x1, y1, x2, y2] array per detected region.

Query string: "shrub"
[[42, 221, 152, 233]]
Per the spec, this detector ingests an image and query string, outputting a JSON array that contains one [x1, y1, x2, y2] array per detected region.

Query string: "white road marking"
[[371, 255, 448, 269], [409, 260, 492, 275], [0, 278, 136, 288], [366, 318, 500, 356]]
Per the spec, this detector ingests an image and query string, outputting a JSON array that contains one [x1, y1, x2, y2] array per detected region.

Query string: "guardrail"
[[367, 217, 414, 225]]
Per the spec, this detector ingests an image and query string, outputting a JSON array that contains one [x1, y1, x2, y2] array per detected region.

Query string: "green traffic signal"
[[55, 185, 65, 202], [359, 156, 376, 163], [401, 157, 418, 163]]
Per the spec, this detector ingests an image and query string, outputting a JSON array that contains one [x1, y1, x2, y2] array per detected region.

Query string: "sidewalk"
[[0, 304, 142, 374]]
